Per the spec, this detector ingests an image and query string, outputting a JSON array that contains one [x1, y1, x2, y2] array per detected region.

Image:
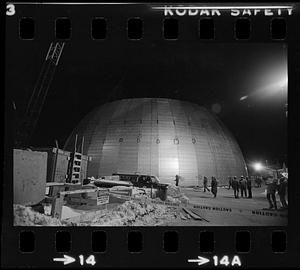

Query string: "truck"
[[112, 173, 168, 201]]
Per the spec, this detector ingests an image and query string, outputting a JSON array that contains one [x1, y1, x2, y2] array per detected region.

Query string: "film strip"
[[3, 2, 300, 268]]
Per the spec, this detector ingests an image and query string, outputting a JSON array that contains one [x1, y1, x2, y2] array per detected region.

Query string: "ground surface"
[[164, 185, 288, 226], [14, 185, 288, 226]]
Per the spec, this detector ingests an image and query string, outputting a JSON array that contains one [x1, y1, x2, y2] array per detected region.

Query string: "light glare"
[[253, 162, 263, 171]]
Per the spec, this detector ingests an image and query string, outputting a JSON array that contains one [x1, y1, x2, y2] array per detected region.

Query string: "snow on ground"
[[63, 199, 178, 226], [166, 185, 190, 204], [61, 206, 83, 220], [14, 204, 62, 226], [13, 199, 178, 226]]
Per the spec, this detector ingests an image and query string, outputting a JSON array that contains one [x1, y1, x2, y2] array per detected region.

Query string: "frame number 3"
[[6, 4, 16, 16]]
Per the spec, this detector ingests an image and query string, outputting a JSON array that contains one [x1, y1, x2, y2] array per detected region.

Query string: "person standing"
[[255, 176, 259, 188], [240, 176, 247, 198], [232, 176, 239, 198], [278, 177, 288, 209], [203, 176, 210, 192], [266, 177, 278, 210], [228, 176, 232, 190], [246, 176, 252, 198], [211, 176, 218, 198], [258, 176, 262, 187], [174, 175, 179, 186]]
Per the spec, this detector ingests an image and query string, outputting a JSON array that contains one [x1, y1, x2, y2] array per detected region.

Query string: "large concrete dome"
[[64, 98, 247, 186]]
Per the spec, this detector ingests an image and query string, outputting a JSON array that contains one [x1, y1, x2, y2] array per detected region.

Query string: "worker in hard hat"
[[174, 175, 180, 186], [278, 176, 288, 209], [239, 175, 247, 198], [246, 176, 252, 198], [266, 177, 278, 210], [232, 176, 239, 198], [228, 176, 232, 190], [203, 176, 210, 192], [211, 176, 218, 198]]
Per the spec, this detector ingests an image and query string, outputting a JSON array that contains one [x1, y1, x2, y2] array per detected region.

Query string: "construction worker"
[[258, 176, 263, 187], [240, 176, 247, 198], [246, 176, 252, 198], [203, 176, 210, 192], [278, 176, 288, 209], [211, 176, 218, 198], [232, 176, 239, 198], [228, 176, 232, 190], [266, 177, 278, 210], [174, 175, 180, 186]]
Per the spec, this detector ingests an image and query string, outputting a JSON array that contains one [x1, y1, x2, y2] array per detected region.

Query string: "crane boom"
[[15, 42, 65, 147]]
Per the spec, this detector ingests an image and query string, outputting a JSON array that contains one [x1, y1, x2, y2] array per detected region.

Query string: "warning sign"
[[97, 194, 109, 205]]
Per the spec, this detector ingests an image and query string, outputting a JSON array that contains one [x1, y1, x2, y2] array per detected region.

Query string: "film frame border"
[[3, 2, 300, 268]]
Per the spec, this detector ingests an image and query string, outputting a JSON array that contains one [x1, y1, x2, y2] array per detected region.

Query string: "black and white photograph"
[[8, 5, 288, 227]]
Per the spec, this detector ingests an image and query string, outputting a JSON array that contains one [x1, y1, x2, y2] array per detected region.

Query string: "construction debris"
[[190, 209, 210, 223], [182, 207, 203, 220]]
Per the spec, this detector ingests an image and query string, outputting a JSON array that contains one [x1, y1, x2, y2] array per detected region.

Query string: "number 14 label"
[[79, 255, 96, 266]]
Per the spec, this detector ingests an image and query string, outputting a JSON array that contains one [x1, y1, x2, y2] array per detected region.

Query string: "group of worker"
[[228, 176, 252, 199], [176, 175, 219, 198], [254, 176, 263, 187], [203, 176, 218, 198], [174, 174, 288, 210], [265, 176, 288, 210]]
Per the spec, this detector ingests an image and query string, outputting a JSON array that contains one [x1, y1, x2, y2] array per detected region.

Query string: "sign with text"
[[96, 194, 109, 205]]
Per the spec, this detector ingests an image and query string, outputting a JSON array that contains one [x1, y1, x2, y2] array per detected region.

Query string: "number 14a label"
[[213, 255, 241, 267]]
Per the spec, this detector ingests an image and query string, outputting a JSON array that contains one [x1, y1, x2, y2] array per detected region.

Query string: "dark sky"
[[6, 5, 287, 166]]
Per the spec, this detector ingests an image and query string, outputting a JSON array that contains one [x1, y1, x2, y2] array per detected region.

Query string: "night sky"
[[6, 6, 287, 167]]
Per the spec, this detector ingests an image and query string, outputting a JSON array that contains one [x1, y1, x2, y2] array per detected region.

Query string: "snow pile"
[[167, 185, 190, 204], [63, 200, 177, 226], [166, 196, 181, 204], [179, 195, 189, 204], [14, 204, 62, 226], [167, 185, 182, 197], [14, 199, 178, 226]]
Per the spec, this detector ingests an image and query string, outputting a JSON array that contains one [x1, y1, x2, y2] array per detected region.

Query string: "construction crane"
[[15, 41, 65, 147]]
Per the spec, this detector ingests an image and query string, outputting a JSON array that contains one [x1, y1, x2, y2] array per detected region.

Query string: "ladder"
[[66, 134, 84, 184], [16, 42, 65, 147]]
